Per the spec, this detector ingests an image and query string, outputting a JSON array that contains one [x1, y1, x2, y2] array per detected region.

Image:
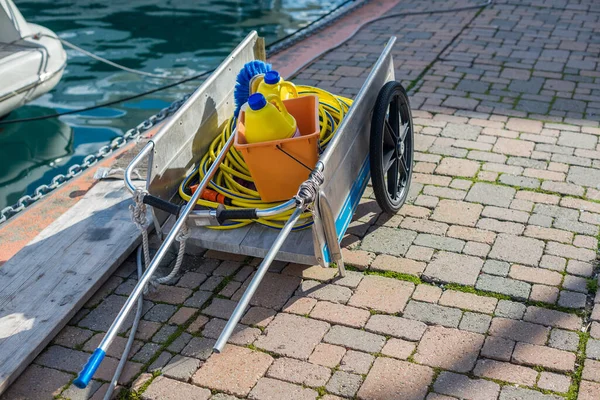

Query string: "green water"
[[0, 0, 342, 210]]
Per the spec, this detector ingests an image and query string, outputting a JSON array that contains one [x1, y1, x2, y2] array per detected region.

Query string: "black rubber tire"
[[369, 81, 414, 214]]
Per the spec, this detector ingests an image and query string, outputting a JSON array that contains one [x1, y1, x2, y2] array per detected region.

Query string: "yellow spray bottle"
[[255, 70, 298, 100], [243, 93, 299, 144]]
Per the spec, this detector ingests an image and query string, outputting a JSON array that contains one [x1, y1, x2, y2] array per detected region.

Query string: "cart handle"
[[73, 349, 105, 388]]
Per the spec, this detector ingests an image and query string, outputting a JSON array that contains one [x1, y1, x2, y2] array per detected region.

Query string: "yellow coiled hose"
[[178, 86, 353, 230]]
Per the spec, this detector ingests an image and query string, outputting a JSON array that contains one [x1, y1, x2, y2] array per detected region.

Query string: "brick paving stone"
[[401, 216, 449, 235], [563, 275, 589, 293], [167, 332, 192, 354], [512, 342, 576, 372], [435, 157, 480, 177], [477, 274, 532, 300], [414, 326, 484, 372], [423, 251, 483, 286], [333, 270, 363, 288], [181, 337, 215, 361], [403, 300, 463, 328], [133, 342, 162, 363], [483, 206, 530, 223], [202, 318, 261, 346], [583, 359, 600, 383], [358, 358, 433, 400], [478, 218, 525, 235], [365, 314, 427, 341], [267, 357, 331, 387], [184, 290, 213, 309], [348, 275, 414, 314], [558, 290, 587, 309], [466, 183, 516, 208], [324, 325, 385, 353], [361, 226, 417, 256], [489, 233, 544, 266], [506, 118, 543, 134], [489, 318, 550, 345], [414, 233, 465, 252], [481, 336, 515, 362], [530, 285, 559, 304], [308, 343, 345, 368], [249, 377, 317, 400], [381, 338, 416, 360], [464, 241, 490, 257], [482, 260, 510, 276], [524, 225, 573, 244], [210, 395, 240, 400], [1, 364, 72, 400], [509, 265, 563, 286], [142, 376, 211, 400], [192, 345, 273, 397], [546, 242, 596, 262], [162, 355, 201, 381], [447, 225, 496, 244], [433, 371, 500, 400], [406, 245, 435, 261], [496, 300, 526, 319], [439, 290, 497, 314], [577, 381, 600, 400], [587, 339, 600, 361], [145, 285, 193, 305], [198, 276, 224, 293], [176, 272, 208, 289], [282, 263, 337, 282], [61, 380, 104, 400], [326, 371, 362, 398], [340, 350, 374, 375], [186, 315, 209, 334], [53, 326, 94, 348], [568, 166, 600, 188], [296, 280, 352, 304], [540, 255, 566, 272], [474, 359, 537, 386], [283, 296, 317, 315], [494, 138, 535, 157], [145, 304, 177, 323], [233, 272, 301, 310], [169, 307, 196, 325], [241, 306, 276, 327], [441, 123, 481, 140], [370, 254, 426, 276], [255, 313, 329, 359], [499, 387, 562, 400], [310, 301, 370, 328], [412, 285, 443, 303], [459, 312, 492, 334], [203, 299, 237, 320], [537, 371, 571, 393], [79, 295, 137, 332], [431, 199, 483, 226]]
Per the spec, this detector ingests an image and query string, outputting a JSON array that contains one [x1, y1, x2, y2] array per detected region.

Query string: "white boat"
[[0, 0, 66, 117]]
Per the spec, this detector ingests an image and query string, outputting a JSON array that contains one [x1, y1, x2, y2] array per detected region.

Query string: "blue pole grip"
[[73, 348, 105, 389]]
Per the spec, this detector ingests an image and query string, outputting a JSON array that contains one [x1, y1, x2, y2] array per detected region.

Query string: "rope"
[[40, 34, 190, 80], [151, 224, 190, 287]]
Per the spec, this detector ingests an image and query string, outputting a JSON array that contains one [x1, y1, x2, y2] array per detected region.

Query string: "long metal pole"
[[74, 133, 236, 388], [213, 206, 304, 352]]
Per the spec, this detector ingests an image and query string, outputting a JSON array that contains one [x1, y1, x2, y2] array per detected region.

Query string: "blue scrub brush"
[[234, 60, 272, 117]]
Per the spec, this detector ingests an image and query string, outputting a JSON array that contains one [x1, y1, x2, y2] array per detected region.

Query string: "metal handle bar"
[[213, 206, 304, 352], [74, 132, 236, 388]]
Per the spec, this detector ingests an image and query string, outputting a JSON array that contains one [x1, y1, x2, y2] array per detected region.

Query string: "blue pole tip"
[[73, 348, 105, 389]]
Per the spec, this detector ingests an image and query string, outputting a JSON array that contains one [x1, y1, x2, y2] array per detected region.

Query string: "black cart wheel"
[[370, 81, 414, 214]]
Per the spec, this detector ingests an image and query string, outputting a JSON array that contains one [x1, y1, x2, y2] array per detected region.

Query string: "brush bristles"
[[234, 60, 272, 117]]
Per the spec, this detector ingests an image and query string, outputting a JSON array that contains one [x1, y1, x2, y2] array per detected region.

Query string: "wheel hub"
[[397, 141, 404, 157]]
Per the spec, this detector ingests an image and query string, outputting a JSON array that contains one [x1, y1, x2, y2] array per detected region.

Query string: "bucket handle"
[[280, 81, 298, 98]]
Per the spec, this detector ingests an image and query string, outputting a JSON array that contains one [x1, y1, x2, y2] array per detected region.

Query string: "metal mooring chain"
[[0, 94, 190, 225]]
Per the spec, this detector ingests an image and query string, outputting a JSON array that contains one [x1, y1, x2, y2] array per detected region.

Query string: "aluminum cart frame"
[[75, 31, 414, 388]]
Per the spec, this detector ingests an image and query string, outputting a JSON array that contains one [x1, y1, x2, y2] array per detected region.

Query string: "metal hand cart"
[[74, 31, 414, 388]]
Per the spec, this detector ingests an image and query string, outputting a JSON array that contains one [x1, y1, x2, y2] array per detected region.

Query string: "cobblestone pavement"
[[3, 0, 600, 399]]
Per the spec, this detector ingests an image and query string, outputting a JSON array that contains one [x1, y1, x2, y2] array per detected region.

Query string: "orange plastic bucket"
[[234, 95, 320, 202]]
